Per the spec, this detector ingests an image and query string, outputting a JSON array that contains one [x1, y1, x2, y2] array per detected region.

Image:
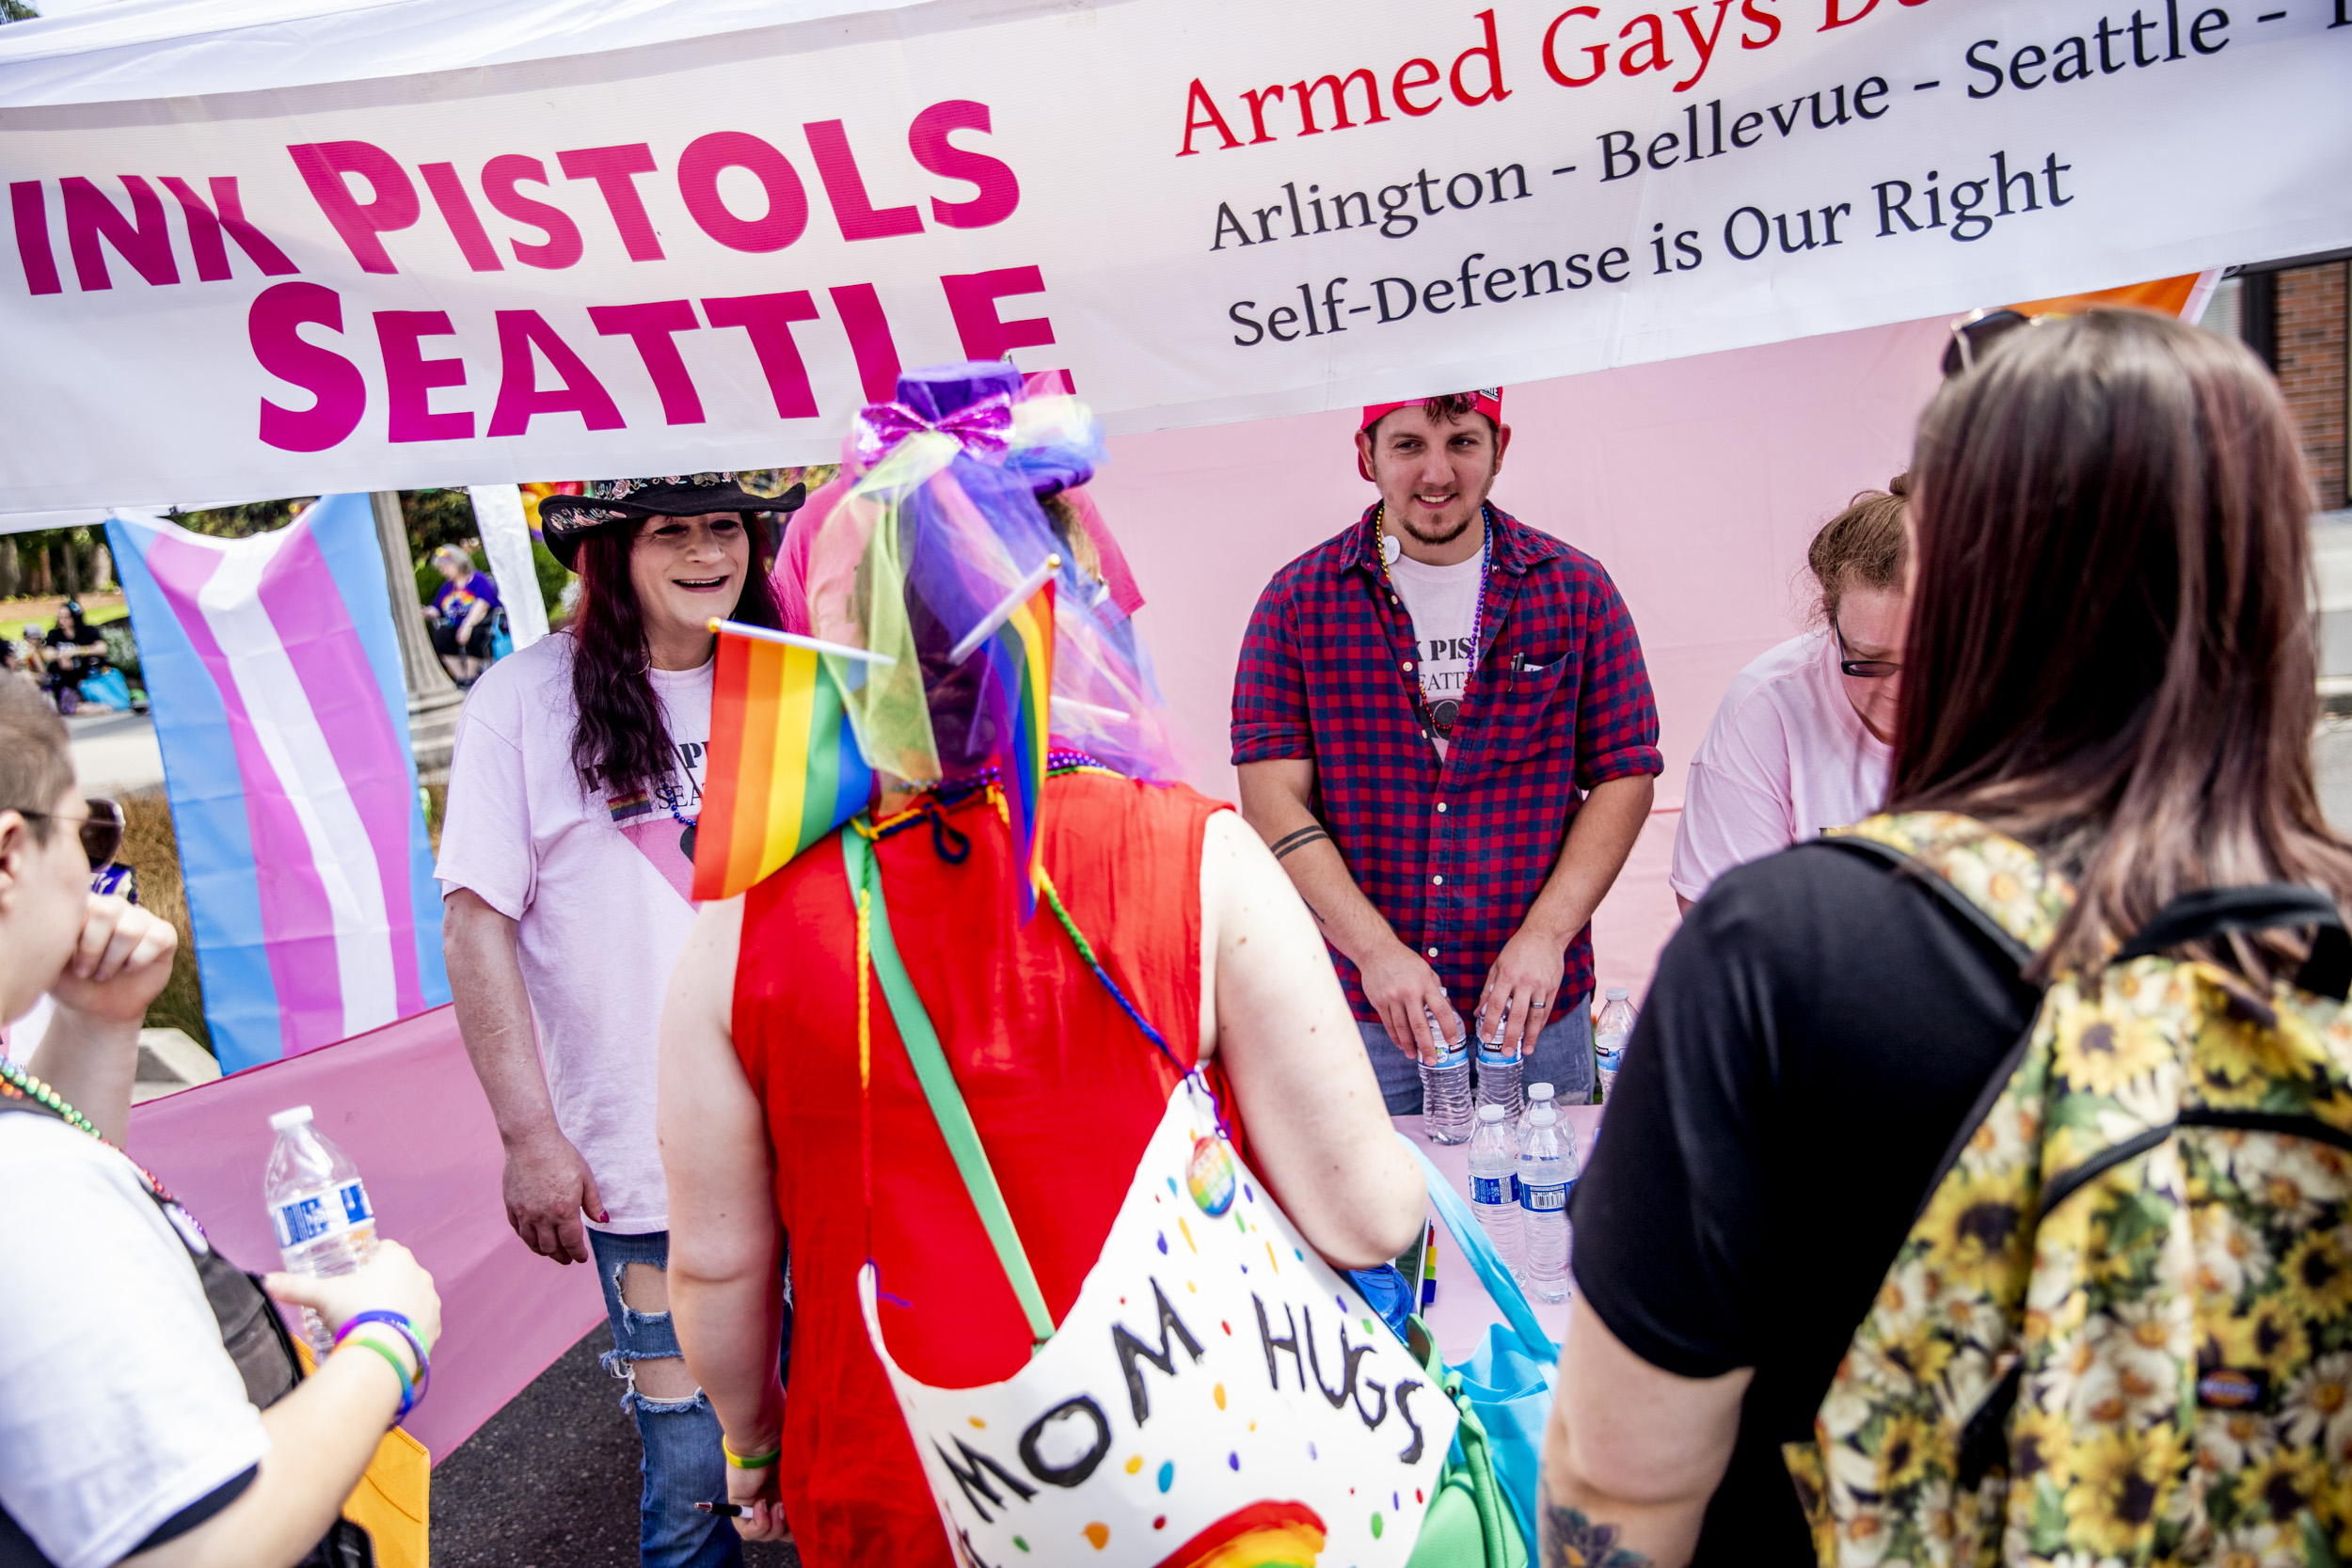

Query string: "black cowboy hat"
[[536, 472, 807, 570]]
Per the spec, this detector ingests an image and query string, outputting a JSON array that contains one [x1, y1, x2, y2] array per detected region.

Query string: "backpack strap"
[[840, 824, 1057, 1354], [1815, 834, 2037, 974], [2117, 884, 2352, 1001], [1818, 813, 2074, 974]]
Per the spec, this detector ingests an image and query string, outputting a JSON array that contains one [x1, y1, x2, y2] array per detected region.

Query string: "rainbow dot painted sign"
[[859, 1076, 1454, 1563]]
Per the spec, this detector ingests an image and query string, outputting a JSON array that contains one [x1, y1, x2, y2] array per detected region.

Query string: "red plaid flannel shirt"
[[1231, 505, 1661, 1021]]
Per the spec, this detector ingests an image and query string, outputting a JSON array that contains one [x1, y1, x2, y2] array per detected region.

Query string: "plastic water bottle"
[[1518, 1104, 1575, 1302], [1467, 1104, 1524, 1280], [1511, 1083, 1555, 1208], [1419, 1006, 1473, 1145], [1594, 988, 1637, 1104], [264, 1105, 378, 1356], [1475, 1010, 1523, 1121]]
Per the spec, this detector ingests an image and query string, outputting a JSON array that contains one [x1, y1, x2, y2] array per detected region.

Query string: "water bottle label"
[[273, 1180, 372, 1249], [1427, 1041, 1470, 1069], [1474, 1041, 1520, 1069], [1520, 1180, 1568, 1213], [1509, 1173, 1522, 1204], [1470, 1174, 1506, 1206]]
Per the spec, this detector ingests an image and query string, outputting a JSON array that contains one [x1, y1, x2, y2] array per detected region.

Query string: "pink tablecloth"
[[1393, 1105, 1603, 1364]]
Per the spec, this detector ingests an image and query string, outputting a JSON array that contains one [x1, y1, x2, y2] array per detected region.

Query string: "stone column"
[[370, 491, 464, 782]]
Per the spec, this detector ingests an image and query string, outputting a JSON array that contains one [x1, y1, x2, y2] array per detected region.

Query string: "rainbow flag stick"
[[946, 553, 1060, 666], [705, 619, 899, 664], [1052, 695, 1129, 723], [691, 622, 878, 901]]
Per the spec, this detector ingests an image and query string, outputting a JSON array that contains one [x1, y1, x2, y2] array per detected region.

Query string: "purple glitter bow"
[[851, 394, 1015, 467]]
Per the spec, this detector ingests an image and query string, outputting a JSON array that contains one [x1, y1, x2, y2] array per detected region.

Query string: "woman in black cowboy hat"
[[435, 473, 799, 1568]]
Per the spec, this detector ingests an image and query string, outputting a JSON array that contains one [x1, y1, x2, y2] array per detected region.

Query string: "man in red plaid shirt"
[[1232, 389, 1661, 1113]]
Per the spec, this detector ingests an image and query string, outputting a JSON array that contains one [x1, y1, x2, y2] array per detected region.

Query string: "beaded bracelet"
[[340, 1334, 418, 1419], [723, 1436, 783, 1470]]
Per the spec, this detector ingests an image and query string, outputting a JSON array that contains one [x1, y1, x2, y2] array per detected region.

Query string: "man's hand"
[[1477, 924, 1568, 1056], [1359, 941, 1464, 1062], [502, 1132, 606, 1263], [47, 894, 175, 1023]]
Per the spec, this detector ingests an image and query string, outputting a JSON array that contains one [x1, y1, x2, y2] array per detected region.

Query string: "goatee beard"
[[1397, 508, 1476, 548]]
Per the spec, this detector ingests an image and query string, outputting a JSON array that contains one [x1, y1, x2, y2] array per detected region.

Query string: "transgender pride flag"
[[107, 496, 449, 1073]]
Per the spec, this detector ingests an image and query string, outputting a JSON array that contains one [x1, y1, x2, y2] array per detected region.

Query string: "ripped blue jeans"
[[588, 1228, 791, 1568]]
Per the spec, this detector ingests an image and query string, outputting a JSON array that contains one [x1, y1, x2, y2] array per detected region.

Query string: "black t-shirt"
[[1570, 841, 2040, 1563]]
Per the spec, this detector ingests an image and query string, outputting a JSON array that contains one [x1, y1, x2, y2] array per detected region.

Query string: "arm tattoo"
[[1540, 1503, 1652, 1568], [1268, 826, 1332, 862]]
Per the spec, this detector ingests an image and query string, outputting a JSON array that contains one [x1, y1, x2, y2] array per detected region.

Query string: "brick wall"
[[2278, 261, 2349, 510]]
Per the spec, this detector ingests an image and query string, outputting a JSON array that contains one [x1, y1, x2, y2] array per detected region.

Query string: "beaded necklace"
[[1374, 502, 1494, 741], [0, 1053, 187, 1209]]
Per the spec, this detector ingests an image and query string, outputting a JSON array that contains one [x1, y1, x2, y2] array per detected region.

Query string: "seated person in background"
[[425, 545, 501, 685], [1668, 481, 1908, 912], [0, 678, 442, 1568], [1541, 311, 2352, 1563], [41, 599, 107, 713]]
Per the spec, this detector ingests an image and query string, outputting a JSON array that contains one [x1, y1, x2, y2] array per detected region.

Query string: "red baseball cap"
[[1359, 388, 1503, 435], [1357, 388, 1505, 480]]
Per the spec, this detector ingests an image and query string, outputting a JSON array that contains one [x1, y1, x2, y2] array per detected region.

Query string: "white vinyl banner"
[[1, 0, 2347, 512]]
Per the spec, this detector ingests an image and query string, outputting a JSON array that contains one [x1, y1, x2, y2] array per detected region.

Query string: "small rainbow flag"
[[976, 575, 1055, 921], [691, 621, 878, 901]]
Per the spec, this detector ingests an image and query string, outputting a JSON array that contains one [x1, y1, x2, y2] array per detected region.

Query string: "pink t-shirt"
[[1669, 629, 1893, 903], [434, 633, 710, 1233]]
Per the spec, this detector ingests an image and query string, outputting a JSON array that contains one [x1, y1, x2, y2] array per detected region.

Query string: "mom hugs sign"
[[0, 0, 2346, 512]]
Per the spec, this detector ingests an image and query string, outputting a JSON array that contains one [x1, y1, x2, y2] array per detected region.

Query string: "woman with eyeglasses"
[[1668, 480, 1909, 911]]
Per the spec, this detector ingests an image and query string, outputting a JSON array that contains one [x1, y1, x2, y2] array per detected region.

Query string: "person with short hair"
[[1668, 480, 1909, 911], [1232, 389, 1661, 1111], [1543, 310, 2352, 1563], [0, 677, 442, 1568], [437, 473, 802, 1568], [425, 545, 501, 685]]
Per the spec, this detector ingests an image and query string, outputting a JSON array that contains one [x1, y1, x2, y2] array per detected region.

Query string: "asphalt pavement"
[[431, 1328, 801, 1568]]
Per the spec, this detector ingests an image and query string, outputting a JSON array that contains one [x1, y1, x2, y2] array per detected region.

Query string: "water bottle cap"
[[1477, 1103, 1507, 1121], [1530, 1105, 1558, 1125], [1529, 1083, 1555, 1101], [1606, 988, 1629, 1000], [268, 1105, 314, 1132]]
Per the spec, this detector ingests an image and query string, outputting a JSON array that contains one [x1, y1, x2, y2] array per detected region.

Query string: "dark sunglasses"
[[1941, 307, 2048, 377], [1833, 616, 1900, 680], [16, 797, 124, 868]]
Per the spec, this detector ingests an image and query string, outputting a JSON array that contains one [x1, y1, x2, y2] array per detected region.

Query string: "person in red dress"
[[657, 363, 1426, 1561]]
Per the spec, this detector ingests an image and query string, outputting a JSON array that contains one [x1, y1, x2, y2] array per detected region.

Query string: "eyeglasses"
[[14, 797, 124, 868], [1942, 307, 2051, 377], [1833, 617, 1900, 680]]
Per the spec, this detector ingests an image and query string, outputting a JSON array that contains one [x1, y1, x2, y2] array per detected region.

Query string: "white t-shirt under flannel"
[[1386, 546, 1486, 760]]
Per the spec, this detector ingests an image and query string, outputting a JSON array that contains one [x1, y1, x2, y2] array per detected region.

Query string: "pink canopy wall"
[[1095, 313, 1950, 998], [120, 314, 1950, 1463]]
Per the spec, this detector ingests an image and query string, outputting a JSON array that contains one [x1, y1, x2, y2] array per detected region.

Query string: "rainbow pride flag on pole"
[[971, 572, 1056, 921], [691, 621, 878, 901]]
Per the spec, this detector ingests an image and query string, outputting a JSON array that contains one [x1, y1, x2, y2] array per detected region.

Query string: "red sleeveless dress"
[[733, 770, 1232, 1562]]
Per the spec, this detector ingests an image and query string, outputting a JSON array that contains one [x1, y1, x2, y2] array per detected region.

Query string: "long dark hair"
[[1889, 309, 2352, 977], [567, 515, 784, 800]]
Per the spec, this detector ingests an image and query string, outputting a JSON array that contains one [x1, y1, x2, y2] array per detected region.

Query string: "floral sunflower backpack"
[[1785, 812, 2352, 1568]]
